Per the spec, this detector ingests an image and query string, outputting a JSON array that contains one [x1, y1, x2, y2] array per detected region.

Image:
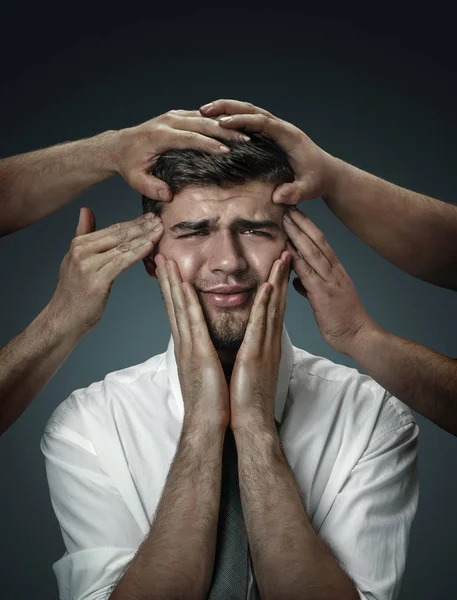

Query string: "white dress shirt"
[[41, 328, 419, 600]]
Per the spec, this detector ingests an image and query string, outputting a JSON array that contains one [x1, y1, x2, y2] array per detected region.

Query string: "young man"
[[42, 134, 418, 600]]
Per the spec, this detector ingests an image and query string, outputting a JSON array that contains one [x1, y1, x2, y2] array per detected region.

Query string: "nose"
[[207, 231, 247, 277]]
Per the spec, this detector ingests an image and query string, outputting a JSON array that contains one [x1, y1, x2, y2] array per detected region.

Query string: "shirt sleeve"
[[317, 419, 419, 600], [41, 414, 145, 600]]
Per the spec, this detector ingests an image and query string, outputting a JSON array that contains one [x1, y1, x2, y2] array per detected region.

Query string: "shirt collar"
[[165, 325, 294, 425]]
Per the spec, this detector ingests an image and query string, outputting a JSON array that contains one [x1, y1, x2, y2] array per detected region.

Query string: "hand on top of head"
[[199, 98, 337, 207]]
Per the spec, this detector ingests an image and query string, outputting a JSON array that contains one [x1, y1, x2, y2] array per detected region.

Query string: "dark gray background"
[[1, 5, 456, 599]]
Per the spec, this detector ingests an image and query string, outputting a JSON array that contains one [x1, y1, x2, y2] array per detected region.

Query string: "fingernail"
[[144, 212, 155, 219], [283, 213, 292, 223], [200, 102, 213, 111], [219, 145, 230, 153], [241, 135, 251, 141], [153, 222, 163, 232], [219, 116, 232, 122]]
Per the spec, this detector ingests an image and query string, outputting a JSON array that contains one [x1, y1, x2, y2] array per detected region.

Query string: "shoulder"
[[43, 352, 167, 438], [289, 346, 416, 439]]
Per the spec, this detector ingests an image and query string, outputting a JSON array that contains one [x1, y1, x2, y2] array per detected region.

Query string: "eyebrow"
[[170, 218, 282, 233]]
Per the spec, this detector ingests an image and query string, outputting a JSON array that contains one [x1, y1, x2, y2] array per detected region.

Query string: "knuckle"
[[115, 226, 128, 241], [138, 221, 150, 234], [117, 242, 131, 253], [70, 243, 83, 262]]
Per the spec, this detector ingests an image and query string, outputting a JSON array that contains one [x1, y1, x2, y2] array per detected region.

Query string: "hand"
[[199, 99, 337, 206], [47, 208, 164, 335], [154, 254, 230, 431], [114, 109, 251, 201], [229, 251, 291, 434], [283, 208, 377, 355]]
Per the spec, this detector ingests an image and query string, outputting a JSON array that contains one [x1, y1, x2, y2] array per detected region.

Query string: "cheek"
[[157, 237, 201, 282], [246, 239, 287, 279]]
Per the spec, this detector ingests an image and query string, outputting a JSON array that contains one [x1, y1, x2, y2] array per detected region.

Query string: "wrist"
[[321, 154, 352, 200], [344, 321, 387, 361], [91, 129, 124, 176]]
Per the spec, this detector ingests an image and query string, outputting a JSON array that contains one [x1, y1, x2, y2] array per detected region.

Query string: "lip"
[[203, 285, 252, 294], [201, 286, 254, 308]]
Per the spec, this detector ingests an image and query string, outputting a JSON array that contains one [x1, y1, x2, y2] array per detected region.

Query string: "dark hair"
[[142, 132, 294, 216]]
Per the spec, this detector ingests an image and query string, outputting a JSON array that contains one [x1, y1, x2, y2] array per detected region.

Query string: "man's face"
[[153, 181, 287, 350]]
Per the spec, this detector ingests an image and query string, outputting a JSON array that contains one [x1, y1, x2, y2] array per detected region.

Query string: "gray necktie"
[[208, 421, 280, 599], [208, 427, 250, 599]]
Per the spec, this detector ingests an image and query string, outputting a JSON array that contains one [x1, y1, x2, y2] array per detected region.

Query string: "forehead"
[[162, 181, 284, 223]]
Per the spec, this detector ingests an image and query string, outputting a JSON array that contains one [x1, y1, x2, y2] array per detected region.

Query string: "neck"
[[217, 349, 238, 380]]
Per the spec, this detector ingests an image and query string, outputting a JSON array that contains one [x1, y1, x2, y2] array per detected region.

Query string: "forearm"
[[0, 130, 120, 237], [234, 422, 358, 600], [0, 302, 84, 435], [349, 324, 457, 435], [110, 420, 225, 600], [323, 157, 457, 290]]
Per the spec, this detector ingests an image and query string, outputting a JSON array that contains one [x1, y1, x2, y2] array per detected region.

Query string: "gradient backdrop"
[[1, 6, 456, 599]]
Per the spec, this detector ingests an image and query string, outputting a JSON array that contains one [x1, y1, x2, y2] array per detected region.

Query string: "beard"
[[195, 273, 261, 351], [200, 304, 250, 350]]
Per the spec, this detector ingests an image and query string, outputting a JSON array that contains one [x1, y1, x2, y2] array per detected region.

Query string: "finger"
[[265, 256, 289, 345], [277, 252, 291, 329], [214, 113, 279, 138], [154, 254, 180, 345], [75, 207, 96, 236], [129, 171, 172, 202], [272, 180, 316, 205], [96, 236, 156, 284], [241, 283, 272, 350], [166, 259, 191, 346], [166, 129, 231, 155], [90, 223, 164, 271], [76, 214, 154, 244], [182, 282, 214, 349], [289, 249, 320, 293], [285, 208, 338, 265], [83, 215, 163, 257], [283, 212, 332, 280], [169, 114, 251, 143], [199, 99, 275, 119]]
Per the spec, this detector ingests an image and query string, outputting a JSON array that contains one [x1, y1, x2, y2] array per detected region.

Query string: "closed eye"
[[242, 230, 273, 238], [178, 231, 209, 239], [178, 229, 273, 239]]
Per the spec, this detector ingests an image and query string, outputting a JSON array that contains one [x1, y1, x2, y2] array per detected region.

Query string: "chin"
[[205, 311, 249, 351]]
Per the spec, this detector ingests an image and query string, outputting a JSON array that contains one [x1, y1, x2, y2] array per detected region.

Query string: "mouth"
[[201, 287, 254, 308]]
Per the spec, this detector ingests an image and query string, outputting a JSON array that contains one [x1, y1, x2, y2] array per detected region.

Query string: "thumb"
[[272, 179, 315, 206], [129, 172, 172, 202], [292, 277, 308, 300], [75, 207, 96, 237]]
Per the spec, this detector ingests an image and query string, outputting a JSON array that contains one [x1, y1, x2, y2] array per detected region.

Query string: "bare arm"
[[110, 254, 232, 600], [229, 253, 358, 600], [0, 210, 164, 435], [203, 99, 457, 291], [323, 158, 457, 290], [283, 207, 457, 437], [110, 420, 224, 600], [0, 110, 247, 237], [0, 303, 83, 435], [0, 132, 118, 236], [234, 423, 358, 600], [349, 324, 457, 435]]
